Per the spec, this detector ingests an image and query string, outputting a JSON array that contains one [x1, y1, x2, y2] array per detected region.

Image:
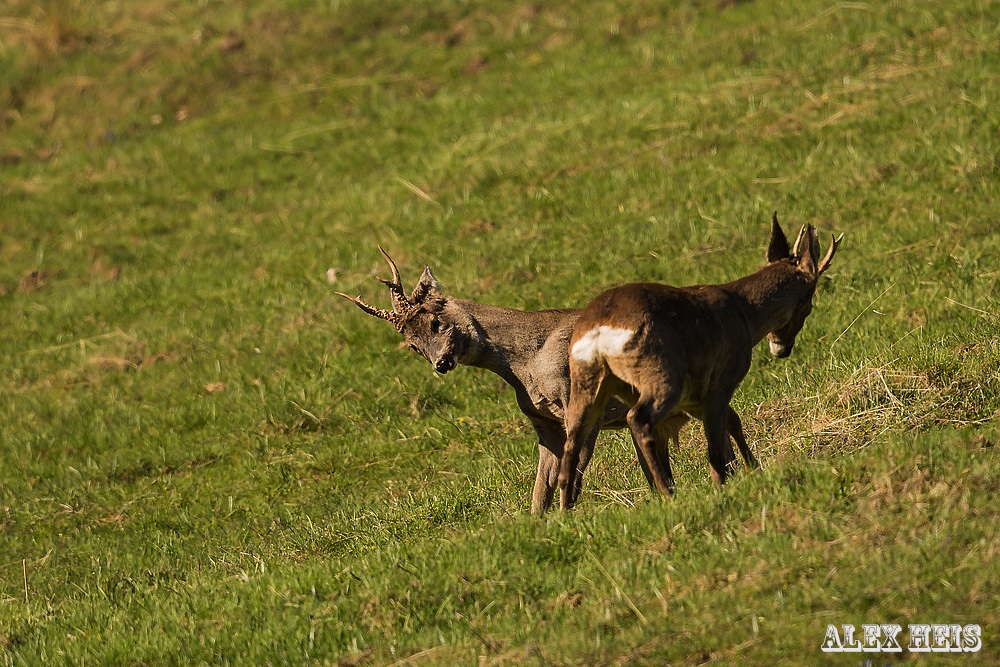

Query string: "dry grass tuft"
[[750, 356, 985, 461]]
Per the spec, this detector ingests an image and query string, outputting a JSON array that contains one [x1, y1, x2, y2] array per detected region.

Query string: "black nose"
[[434, 357, 454, 373]]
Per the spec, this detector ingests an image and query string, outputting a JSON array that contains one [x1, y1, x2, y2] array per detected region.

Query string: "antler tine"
[[334, 291, 405, 331], [817, 233, 844, 275], [376, 245, 411, 313], [377, 245, 402, 286], [791, 224, 807, 258]]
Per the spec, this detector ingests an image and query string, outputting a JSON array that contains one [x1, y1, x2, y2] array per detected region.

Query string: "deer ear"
[[797, 225, 819, 275], [767, 211, 790, 262], [410, 266, 443, 304]]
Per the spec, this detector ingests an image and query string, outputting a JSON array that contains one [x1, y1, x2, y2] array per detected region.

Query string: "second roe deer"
[[560, 213, 842, 509]]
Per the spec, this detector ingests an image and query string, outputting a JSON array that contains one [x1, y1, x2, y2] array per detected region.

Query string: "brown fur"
[[559, 213, 842, 509]]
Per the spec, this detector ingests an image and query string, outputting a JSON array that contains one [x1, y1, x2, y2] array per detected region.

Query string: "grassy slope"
[[1, 0, 999, 664]]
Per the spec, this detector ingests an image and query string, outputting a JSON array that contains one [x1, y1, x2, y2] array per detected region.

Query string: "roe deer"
[[560, 213, 842, 509], [336, 248, 719, 513]]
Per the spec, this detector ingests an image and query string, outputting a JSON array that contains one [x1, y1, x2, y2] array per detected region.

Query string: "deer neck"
[[442, 299, 573, 387], [725, 263, 814, 344], [441, 299, 524, 376]]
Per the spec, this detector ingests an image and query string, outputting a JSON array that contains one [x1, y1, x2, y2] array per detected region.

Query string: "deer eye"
[[408, 344, 419, 353], [430, 318, 441, 334]]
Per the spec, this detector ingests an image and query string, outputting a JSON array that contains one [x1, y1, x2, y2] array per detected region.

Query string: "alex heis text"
[[821, 624, 981, 653]]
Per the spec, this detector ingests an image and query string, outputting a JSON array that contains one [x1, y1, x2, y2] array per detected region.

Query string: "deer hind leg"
[[703, 400, 738, 485], [566, 425, 601, 508], [630, 431, 657, 491], [630, 413, 687, 491], [626, 393, 681, 497], [726, 407, 759, 470], [656, 413, 688, 473], [561, 362, 609, 510]]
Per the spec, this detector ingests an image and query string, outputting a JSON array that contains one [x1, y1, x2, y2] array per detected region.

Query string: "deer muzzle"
[[434, 355, 457, 374], [768, 340, 793, 358]]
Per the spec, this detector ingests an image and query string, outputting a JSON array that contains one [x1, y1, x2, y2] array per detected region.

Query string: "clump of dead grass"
[[751, 356, 991, 460]]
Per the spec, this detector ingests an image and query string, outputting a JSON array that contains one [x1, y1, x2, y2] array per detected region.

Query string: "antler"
[[817, 233, 844, 275], [377, 245, 411, 314], [790, 224, 807, 259], [335, 291, 405, 332], [336, 246, 419, 333]]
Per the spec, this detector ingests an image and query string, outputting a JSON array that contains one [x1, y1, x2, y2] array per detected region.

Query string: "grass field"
[[2, 0, 999, 664]]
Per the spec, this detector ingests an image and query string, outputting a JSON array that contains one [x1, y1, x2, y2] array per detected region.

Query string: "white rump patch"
[[571, 326, 634, 364]]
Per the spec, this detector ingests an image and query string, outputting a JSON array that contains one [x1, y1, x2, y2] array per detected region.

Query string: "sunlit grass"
[[1, 0, 999, 664]]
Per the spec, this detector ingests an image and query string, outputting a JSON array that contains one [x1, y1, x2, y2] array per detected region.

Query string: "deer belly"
[[571, 326, 634, 364]]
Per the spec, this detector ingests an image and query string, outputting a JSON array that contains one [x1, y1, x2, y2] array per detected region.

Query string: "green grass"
[[2, 0, 999, 664]]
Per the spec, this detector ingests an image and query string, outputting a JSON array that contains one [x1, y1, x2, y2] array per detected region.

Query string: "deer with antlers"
[[336, 248, 758, 513], [559, 213, 842, 509]]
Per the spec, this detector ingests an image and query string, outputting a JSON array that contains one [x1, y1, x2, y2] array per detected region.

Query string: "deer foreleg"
[[704, 401, 738, 485], [530, 418, 570, 515], [532, 443, 560, 515], [726, 407, 759, 470]]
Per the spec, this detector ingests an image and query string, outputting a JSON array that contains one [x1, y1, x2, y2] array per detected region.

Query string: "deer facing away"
[[336, 248, 747, 513], [560, 214, 842, 509]]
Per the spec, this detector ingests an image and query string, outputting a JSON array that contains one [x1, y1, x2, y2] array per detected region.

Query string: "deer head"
[[763, 212, 843, 358], [337, 247, 467, 374]]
